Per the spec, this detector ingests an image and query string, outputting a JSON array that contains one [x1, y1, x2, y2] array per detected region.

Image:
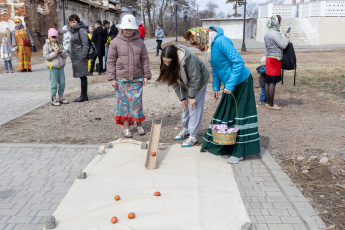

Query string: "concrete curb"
[[259, 147, 327, 230], [0, 143, 99, 149]]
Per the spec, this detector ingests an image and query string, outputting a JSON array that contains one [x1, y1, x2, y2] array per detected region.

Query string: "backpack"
[[281, 43, 297, 86], [78, 29, 97, 60]]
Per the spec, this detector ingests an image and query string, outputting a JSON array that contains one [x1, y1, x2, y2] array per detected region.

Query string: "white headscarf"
[[62, 25, 68, 32], [204, 30, 217, 62]]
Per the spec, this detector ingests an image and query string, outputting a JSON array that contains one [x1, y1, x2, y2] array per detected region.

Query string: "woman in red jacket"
[[138, 23, 145, 41]]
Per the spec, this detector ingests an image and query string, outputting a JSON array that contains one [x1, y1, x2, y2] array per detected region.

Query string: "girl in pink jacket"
[[107, 14, 152, 138]]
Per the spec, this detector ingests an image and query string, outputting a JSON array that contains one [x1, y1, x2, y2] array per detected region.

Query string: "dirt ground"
[[0, 43, 344, 228]]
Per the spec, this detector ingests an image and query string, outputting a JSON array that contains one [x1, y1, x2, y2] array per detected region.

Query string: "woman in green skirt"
[[184, 26, 260, 164]]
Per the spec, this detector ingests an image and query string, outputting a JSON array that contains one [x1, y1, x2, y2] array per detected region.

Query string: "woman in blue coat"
[[184, 26, 260, 164]]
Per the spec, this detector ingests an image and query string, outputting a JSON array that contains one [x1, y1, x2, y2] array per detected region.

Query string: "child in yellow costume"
[[88, 26, 95, 72]]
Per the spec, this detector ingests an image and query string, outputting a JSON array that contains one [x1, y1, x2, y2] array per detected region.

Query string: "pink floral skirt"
[[114, 78, 145, 126]]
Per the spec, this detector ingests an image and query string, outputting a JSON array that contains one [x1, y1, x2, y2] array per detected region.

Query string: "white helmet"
[[119, 14, 138, 30]]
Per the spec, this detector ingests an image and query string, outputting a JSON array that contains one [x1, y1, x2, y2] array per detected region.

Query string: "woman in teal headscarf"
[[264, 15, 290, 110], [184, 27, 260, 164]]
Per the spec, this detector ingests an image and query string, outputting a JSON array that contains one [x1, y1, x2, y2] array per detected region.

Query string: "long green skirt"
[[201, 75, 260, 157]]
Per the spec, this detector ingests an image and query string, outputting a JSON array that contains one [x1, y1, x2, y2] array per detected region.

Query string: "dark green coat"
[[173, 45, 209, 100]]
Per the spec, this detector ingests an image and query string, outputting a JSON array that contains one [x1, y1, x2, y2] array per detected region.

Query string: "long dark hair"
[[156, 45, 180, 86]]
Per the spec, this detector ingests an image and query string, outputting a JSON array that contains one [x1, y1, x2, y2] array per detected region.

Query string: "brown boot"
[[268, 105, 282, 110]]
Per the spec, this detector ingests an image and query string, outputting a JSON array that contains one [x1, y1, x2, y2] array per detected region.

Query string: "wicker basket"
[[212, 129, 238, 145], [212, 92, 238, 145]]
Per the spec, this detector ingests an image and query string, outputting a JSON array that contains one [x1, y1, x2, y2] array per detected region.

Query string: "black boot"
[[74, 77, 88, 102]]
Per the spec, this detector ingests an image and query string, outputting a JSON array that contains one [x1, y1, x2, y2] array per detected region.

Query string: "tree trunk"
[[146, 0, 153, 37]]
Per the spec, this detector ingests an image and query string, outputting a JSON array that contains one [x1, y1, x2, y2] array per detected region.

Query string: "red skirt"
[[265, 57, 281, 83]]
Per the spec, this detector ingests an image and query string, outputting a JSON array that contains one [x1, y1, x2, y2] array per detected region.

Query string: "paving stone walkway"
[[0, 62, 78, 126], [0, 144, 98, 230], [233, 148, 326, 230]]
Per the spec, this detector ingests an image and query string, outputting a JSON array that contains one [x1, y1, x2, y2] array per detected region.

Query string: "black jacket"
[[256, 65, 266, 87], [108, 24, 118, 40], [91, 27, 107, 56]]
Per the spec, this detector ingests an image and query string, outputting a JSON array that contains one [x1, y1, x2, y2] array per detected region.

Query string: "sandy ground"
[[0, 44, 344, 228]]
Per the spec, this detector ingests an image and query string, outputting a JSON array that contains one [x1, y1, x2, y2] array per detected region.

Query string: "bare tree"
[[207, 2, 218, 12], [246, 2, 258, 18], [218, 11, 225, 18], [199, 2, 218, 19], [226, 0, 245, 17]]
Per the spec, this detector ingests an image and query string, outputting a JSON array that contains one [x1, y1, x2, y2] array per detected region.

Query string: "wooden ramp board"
[[145, 119, 162, 170]]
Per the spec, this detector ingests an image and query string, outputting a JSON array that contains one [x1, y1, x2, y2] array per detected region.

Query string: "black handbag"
[[32, 46, 37, 52]]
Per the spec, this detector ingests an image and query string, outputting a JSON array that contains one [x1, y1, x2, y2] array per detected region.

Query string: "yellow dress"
[[15, 27, 32, 71]]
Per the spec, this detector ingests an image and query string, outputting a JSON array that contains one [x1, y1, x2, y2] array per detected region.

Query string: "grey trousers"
[[182, 86, 207, 138]]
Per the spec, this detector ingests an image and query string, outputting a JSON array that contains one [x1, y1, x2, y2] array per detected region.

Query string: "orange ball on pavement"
[[155, 192, 161, 196], [128, 212, 135, 219], [154, 191, 161, 196], [111, 216, 117, 224], [114, 195, 120, 201], [151, 152, 156, 156]]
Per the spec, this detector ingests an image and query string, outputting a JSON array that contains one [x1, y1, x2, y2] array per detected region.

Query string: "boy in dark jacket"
[[103, 20, 118, 72], [256, 56, 266, 105], [90, 20, 107, 76]]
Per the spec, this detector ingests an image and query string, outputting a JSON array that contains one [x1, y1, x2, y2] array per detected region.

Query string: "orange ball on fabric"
[[151, 152, 156, 156], [114, 195, 120, 201], [128, 212, 135, 219], [111, 216, 117, 224], [154, 191, 161, 196]]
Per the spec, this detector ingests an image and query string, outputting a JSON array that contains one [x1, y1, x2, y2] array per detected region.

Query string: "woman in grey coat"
[[69, 14, 90, 102], [264, 15, 290, 110], [157, 45, 209, 147]]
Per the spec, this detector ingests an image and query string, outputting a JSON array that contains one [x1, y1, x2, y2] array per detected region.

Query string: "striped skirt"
[[201, 75, 260, 157]]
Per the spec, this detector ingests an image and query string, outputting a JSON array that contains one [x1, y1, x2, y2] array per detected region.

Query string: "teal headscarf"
[[267, 15, 280, 30]]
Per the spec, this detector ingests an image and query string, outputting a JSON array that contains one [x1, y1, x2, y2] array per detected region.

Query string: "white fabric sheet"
[[45, 141, 250, 230]]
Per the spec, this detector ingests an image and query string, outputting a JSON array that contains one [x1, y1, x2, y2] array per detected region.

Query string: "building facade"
[[0, 0, 122, 46], [257, 0, 345, 45], [201, 18, 256, 40]]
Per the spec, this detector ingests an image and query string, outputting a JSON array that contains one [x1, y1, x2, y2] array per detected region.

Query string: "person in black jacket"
[[103, 20, 118, 72], [104, 20, 118, 39], [90, 20, 107, 76]]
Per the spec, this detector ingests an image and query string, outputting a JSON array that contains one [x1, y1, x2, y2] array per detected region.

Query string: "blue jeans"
[[260, 87, 266, 102], [104, 47, 109, 70], [4, 60, 13, 71]]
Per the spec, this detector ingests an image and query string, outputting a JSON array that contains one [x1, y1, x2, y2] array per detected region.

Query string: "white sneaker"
[[227, 156, 244, 164], [174, 130, 189, 141], [181, 136, 198, 147], [51, 98, 61, 106]]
